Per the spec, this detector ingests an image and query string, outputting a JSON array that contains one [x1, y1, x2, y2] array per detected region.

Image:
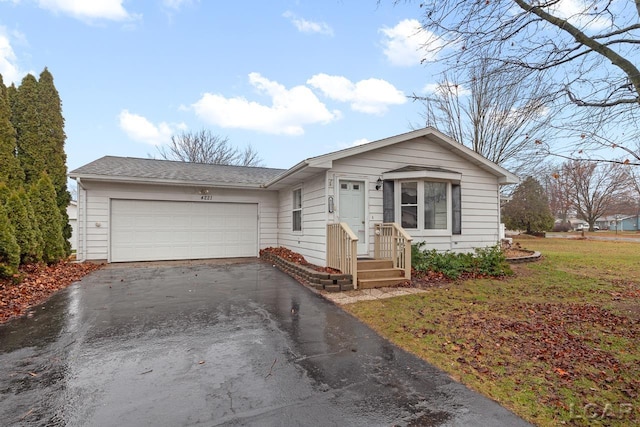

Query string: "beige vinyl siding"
[[328, 135, 502, 253], [76, 181, 278, 262], [277, 172, 327, 266], [75, 188, 109, 261]]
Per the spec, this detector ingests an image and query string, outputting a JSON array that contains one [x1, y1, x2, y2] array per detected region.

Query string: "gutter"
[[68, 174, 266, 190]]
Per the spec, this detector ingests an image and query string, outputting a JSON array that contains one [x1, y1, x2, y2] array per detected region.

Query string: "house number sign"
[[200, 195, 213, 200]]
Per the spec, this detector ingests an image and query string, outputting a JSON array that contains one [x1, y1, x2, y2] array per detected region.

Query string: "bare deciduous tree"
[[398, 0, 640, 166], [414, 57, 553, 175], [541, 164, 573, 226], [560, 160, 630, 230], [157, 129, 263, 166]]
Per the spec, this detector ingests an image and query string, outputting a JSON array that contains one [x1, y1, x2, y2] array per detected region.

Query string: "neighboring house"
[[595, 217, 613, 230], [69, 128, 518, 280], [607, 215, 640, 232], [67, 200, 78, 251]]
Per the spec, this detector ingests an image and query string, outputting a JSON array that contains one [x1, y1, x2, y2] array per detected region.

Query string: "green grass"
[[344, 238, 640, 426]]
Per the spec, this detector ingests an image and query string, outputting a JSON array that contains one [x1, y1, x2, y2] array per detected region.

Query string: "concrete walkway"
[[321, 286, 426, 305]]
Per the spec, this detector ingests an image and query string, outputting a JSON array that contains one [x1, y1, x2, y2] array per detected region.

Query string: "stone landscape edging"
[[506, 251, 542, 264], [260, 252, 354, 292]]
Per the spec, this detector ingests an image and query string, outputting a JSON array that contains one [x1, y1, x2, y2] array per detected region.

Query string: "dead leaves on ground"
[[260, 246, 340, 273], [0, 261, 102, 323], [403, 301, 639, 420]]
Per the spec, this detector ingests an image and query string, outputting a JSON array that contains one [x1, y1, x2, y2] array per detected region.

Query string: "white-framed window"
[[292, 188, 302, 231], [398, 180, 450, 233]]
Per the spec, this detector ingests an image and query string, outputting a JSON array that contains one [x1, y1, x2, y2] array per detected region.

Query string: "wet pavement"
[[0, 260, 531, 426]]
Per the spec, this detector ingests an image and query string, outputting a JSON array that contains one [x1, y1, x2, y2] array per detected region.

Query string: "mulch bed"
[[260, 247, 340, 274], [0, 261, 103, 324]]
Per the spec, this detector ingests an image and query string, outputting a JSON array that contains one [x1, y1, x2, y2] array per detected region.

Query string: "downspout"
[[76, 177, 87, 262], [497, 185, 502, 242]]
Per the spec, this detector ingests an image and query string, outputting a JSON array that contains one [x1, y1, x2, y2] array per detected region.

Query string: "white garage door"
[[111, 200, 258, 262]]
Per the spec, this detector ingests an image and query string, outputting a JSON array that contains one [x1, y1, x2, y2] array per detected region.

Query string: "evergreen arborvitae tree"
[[6, 83, 18, 125], [0, 181, 11, 204], [19, 189, 43, 262], [12, 69, 71, 255], [5, 191, 40, 263], [37, 68, 71, 254], [13, 74, 42, 184], [29, 173, 65, 264], [0, 75, 24, 189], [0, 202, 20, 278], [502, 176, 555, 234]]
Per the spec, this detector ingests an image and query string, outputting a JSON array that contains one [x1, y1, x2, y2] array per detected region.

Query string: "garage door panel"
[[111, 200, 258, 262]]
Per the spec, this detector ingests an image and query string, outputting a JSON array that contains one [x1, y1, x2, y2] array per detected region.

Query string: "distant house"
[[606, 215, 640, 232], [69, 128, 518, 287]]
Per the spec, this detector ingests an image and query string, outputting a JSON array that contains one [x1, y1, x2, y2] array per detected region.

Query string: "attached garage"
[[110, 200, 258, 262]]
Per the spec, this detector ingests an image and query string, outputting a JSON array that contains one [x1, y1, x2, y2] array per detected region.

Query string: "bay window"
[[399, 180, 451, 233]]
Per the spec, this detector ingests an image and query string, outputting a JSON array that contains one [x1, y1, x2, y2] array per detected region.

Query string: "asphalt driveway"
[[0, 260, 530, 426]]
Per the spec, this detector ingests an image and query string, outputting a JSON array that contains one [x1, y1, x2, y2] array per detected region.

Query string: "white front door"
[[338, 180, 367, 255]]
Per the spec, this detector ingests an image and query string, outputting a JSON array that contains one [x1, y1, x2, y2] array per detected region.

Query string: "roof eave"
[[498, 175, 520, 185], [263, 160, 310, 188], [69, 173, 266, 189]]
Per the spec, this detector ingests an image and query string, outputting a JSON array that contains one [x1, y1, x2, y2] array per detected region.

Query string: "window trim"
[[292, 187, 302, 232], [395, 179, 452, 236]]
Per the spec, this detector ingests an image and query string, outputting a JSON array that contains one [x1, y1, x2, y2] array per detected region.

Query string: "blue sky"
[[0, 0, 441, 171]]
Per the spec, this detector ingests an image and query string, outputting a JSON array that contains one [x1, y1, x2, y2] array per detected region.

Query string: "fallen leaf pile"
[[0, 261, 102, 324], [260, 247, 340, 273], [409, 268, 452, 288], [420, 301, 640, 411]]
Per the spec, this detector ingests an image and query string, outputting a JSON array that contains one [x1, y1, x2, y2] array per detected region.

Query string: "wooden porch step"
[[356, 258, 408, 288], [358, 277, 408, 289], [357, 259, 394, 270], [357, 268, 404, 280]]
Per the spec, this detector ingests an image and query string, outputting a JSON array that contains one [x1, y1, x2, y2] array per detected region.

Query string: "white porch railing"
[[326, 223, 358, 287], [374, 223, 413, 280]]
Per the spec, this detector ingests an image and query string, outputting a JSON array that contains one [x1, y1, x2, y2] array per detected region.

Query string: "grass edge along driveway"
[[345, 237, 640, 426]]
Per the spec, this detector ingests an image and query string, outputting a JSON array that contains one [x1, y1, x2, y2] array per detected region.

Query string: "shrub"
[[552, 222, 571, 232], [412, 242, 512, 279]]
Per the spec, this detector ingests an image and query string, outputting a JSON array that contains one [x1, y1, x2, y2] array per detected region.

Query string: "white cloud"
[[307, 73, 406, 115], [0, 27, 25, 84], [118, 110, 186, 146], [163, 0, 197, 11], [423, 82, 471, 97], [37, 0, 136, 22], [379, 19, 445, 67], [283, 11, 333, 36], [350, 138, 369, 147], [191, 73, 340, 136], [338, 138, 371, 150], [549, 0, 611, 31]]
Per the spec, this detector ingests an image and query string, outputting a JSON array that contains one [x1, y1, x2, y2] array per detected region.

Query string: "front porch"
[[327, 222, 412, 289]]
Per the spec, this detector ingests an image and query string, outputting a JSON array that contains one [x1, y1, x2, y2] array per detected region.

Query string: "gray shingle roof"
[[69, 156, 286, 186]]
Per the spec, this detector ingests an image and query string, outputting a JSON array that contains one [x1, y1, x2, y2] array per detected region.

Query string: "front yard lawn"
[[345, 238, 639, 426]]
